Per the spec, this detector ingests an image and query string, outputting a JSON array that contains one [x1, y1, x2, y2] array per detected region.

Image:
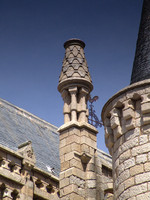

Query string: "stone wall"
[[98, 150, 113, 200], [102, 79, 150, 199], [58, 121, 103, 200], [0, 143, 59, 200]]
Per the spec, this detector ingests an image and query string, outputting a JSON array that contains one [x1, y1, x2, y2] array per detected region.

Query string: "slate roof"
[[0, 98, 60, 177], [130, 0, 150, 84], [0, 97, 112, 179]]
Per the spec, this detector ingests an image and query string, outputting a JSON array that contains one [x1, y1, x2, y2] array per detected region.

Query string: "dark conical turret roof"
[[130, 0, 150, 84]]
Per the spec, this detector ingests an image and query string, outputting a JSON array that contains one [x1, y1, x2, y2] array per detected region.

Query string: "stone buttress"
[[102, 0, 150, 199], [58, 39, 102, 200]]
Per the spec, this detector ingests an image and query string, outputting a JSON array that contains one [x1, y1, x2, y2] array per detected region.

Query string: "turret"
[[102, 1, 150, 199]]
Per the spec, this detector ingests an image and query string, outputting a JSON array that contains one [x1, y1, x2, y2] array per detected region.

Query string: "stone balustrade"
[[0, 143, 59, 200], [0, 185, 19, 200]]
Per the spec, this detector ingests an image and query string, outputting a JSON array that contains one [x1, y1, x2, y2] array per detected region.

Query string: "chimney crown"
[[58, 39, 93, 93]]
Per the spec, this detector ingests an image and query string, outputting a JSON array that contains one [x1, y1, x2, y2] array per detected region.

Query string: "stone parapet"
[[102, 79, 150, 199], [0, 143, 59, 200]]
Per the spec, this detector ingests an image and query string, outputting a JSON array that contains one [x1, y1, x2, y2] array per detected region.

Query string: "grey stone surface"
[[97, 149, 112, 168], [0, 98, 60, 177], [131, 0, 150, 84]]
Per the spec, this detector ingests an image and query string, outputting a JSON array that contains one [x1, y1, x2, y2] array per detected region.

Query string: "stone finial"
[[18, 141, 36, 167], [58, 39, 93, 124], [58, 39, 93, 93], [130, 0, 150, 84]]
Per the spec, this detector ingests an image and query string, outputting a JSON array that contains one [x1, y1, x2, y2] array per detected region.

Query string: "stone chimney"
[[102, 1, 150, 199], [58, 39, 101, 199]]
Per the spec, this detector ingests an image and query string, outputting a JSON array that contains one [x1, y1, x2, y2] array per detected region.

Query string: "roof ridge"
[[97, 148, 112, 159], [0, 98, 58, 132]]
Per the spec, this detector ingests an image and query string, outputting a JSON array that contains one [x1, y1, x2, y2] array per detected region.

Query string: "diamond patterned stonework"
[[58, 39, 93, 93]]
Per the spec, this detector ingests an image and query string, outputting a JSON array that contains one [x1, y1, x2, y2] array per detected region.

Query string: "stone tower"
[[102, 0, 150, 199], [58, 39, 101, 200]]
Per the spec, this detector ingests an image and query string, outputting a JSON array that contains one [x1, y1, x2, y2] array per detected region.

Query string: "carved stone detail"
[[59, 39, 92, 86], [18, 141, 36, 167], [102, 80, 150, 199], [58, 39, 94, 125]]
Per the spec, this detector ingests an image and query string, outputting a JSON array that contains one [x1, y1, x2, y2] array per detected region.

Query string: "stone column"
[[61, 90, 71, 123], [69, 87, 78, 121], [78, 87, 89, 123], [102, 80, 150, 199]]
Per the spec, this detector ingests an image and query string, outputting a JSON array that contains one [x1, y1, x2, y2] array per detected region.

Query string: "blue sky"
[[0, 0, 143, 153]]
